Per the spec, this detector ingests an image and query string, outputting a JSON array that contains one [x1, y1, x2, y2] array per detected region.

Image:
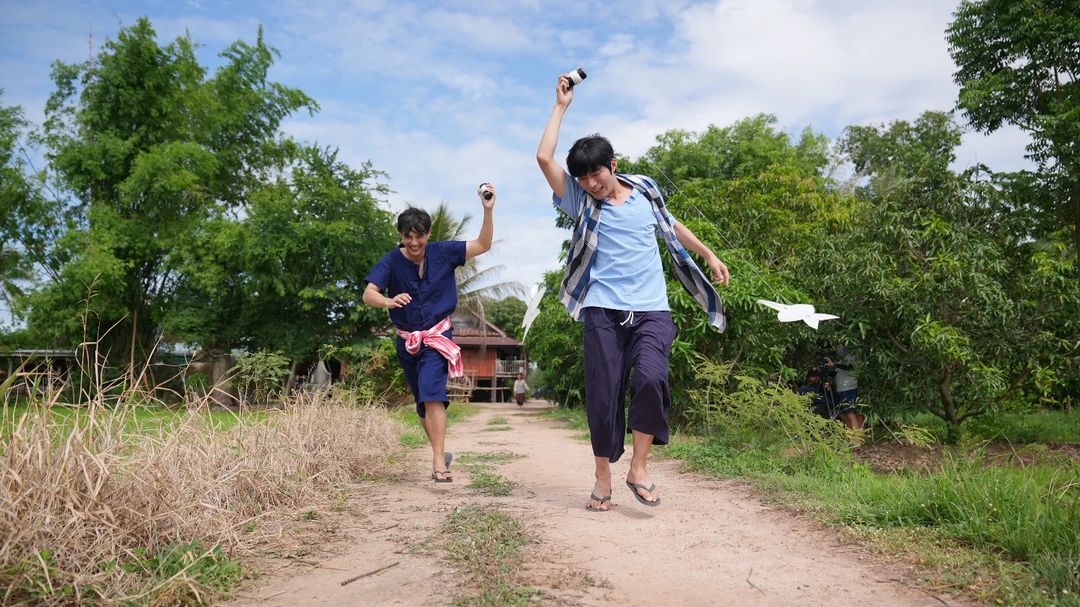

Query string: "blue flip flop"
[[625, 480, 661, 507]]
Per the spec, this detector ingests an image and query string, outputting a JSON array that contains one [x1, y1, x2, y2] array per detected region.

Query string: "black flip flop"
[[625, 480, 661, 507], [586, 493, 612, 512], [432, 470, 453, 483]]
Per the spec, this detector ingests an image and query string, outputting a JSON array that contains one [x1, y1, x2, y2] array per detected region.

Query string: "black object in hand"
[[479, 183, 493, 200]]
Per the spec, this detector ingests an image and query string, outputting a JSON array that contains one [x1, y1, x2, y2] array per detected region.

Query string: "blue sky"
[[1, 0, 1034, 305]]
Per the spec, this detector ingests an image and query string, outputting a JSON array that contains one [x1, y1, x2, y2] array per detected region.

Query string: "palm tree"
[[427, 202, 525, 309], [0, 246, 28, 316]]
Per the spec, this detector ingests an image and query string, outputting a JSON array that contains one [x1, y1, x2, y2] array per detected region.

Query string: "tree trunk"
[[938, 368, 959, 426], [1072, 184, 1080, 281], [284, 359, 301, 394], [209, 353, 236, 408]]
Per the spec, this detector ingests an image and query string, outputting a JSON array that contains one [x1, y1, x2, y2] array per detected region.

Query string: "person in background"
[[830, 344, 865, 429], [513, 372, 529, 407]]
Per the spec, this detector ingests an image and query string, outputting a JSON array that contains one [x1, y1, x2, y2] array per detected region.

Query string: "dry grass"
[[0, 385, 402, 605]]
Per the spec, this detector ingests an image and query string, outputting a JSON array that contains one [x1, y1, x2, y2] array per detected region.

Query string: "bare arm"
[[363, 282, 412, 309], [536, 76, 574, 199], [466, 183, 496, 259], [673, 222, 731, 286]]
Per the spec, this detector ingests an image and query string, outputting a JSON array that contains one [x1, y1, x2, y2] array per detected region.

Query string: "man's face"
[[401, 229, 430, 257], [576, 159, 619, 200]]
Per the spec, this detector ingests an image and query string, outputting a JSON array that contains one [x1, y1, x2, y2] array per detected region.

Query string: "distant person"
[[830, 345, 865, 429], [363, 185, 497, 483], [514, 373, 529, 406], [537, 72, 730, 511]]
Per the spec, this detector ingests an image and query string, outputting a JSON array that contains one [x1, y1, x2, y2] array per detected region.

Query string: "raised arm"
[[536, 76, 574, 199], [466, 183, 495, 259], [673, 222, 731, 286]]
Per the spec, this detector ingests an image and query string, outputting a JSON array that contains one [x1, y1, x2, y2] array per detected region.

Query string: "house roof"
[[454, 335, 523, 347], [451, 310, 523, 347]]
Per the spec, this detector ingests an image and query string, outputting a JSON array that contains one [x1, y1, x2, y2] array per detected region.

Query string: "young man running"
[[537, 75, 729, 510]]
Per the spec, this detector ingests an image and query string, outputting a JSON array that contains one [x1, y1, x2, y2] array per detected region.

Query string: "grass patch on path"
[[440, 505, 542, 606], [456, 451, 524, 497]]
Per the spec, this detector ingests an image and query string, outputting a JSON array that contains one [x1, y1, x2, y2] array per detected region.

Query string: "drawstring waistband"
[[620, 310, 635, 327]]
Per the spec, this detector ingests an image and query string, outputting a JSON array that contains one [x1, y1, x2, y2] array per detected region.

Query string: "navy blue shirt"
[[365, 240, 467, 332]]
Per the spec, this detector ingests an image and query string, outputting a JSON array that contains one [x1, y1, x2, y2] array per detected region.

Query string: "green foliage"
[[908, 409, 1080, 445], [818, 111, 1080, 423], [484, 296, 526, 340], [0, 95, 39, 316], [684, 357, 860, 452], [119, 542, 243, 595], [230, 349, 290, 405], [166, 145, 398, 361], [322, 337, 409, 404], [522, 270, 584, 408], [948, 0, 1080, 272]]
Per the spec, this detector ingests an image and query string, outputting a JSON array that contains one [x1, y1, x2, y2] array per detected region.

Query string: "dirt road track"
[[225, 401, 965, 606]]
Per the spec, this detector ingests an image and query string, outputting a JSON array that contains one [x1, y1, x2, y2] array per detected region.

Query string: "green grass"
[[487, 416, 509, 426], [905, 409, 1080, 444], [1, 403, 267, 439], [542, 405, 588, 431], [467, 472, 515, 497], [456, 450, 525, 471], [440, 505, 542, 606], [666, 439, 1080, 606], [8, 542, 244, 606]]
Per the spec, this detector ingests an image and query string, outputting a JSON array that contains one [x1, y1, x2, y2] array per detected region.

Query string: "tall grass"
[[0, 385, 401, 605]]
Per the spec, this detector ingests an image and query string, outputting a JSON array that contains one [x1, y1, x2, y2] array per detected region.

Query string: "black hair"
[[566, 134, 615, 178], [397, 207, 431, 236]]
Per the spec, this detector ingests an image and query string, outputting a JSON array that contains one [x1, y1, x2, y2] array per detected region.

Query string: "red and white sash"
[[396, 316, 463, 379]]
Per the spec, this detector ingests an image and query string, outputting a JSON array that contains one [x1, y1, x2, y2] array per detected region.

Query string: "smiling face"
[[400, 229, 430, 259], [576, 159, 619, 200]]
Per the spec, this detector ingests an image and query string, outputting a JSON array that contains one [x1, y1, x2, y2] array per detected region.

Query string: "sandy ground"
[[224, 400, 968, 607]]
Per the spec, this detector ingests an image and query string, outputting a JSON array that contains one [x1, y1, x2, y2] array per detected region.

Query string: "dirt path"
[[225, 401, 964, 606]]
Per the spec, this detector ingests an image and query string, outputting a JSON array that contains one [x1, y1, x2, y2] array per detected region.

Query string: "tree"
[[165, 145, 397, 387], [948, 0, 1080, 274], [0, 96, 34, 316], [485, 296, 526, 340], [822, 111, 1080, 426], [28, 18, 315, 363]]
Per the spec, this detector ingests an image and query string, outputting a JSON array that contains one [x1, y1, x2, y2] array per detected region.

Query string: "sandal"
[[432, 470, 453, 483], [625, 480, 661, 507], [585, 493, 611, 512]]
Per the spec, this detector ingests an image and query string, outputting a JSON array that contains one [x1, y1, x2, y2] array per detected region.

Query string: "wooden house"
[[450, 310, 526, 402]]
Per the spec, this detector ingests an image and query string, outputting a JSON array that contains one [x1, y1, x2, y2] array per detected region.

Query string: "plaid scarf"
[[558, 173, 726, 332]]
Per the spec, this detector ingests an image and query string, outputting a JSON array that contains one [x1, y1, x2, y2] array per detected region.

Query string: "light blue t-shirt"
[[554, 172, 674, 312]]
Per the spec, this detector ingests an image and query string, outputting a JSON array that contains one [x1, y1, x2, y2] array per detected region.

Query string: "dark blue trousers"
[[582, 308, 677, 463]]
